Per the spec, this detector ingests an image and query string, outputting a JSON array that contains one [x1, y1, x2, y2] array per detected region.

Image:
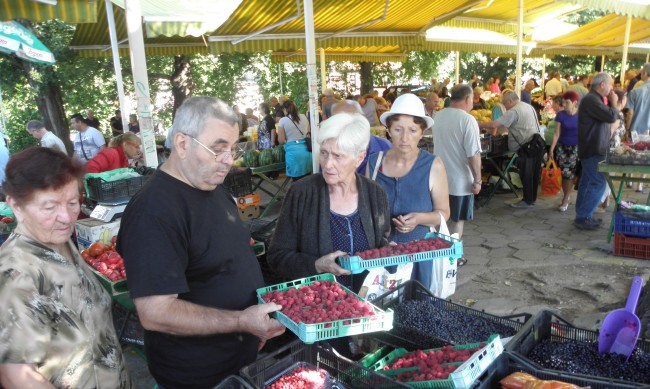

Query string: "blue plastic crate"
[[614, 211, 650, 238], [337, 233, 463, 275], [257, 274, 393, 344]]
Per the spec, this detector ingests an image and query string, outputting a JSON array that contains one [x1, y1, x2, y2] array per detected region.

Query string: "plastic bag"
[[500, 372, 585, 389], [429, 214, 459, 299], [541, 159, 562, 196]]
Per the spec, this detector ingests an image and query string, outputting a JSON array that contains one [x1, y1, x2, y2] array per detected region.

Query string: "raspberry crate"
[[613, 233, 650, 260], [505, 310, 650, 388], [614, 211, 650, 238], [215, 375, 254, 389], [337, 233, 463, 275], [364, 336, 503, 388], [240, 339, 409, 388], [263, 362, 332, 389], [370, 281, 530, 350], [257, 274, 394, 344]]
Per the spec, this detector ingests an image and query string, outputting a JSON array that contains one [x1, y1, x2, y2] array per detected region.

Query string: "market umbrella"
[[0, 20, 55, 135], [0, 20, 55, 64]]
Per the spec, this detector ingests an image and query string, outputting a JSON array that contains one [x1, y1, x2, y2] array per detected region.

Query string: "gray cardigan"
[[267, 173, 391, 279]]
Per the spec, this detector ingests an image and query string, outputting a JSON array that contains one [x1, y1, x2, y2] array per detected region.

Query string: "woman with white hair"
[[268, 113, 391, 294]]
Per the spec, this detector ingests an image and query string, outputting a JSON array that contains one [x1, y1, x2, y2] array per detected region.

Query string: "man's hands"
[[608, 90, 619, 107], [238, 303, 286, 342], [314, 250, 351, 276]]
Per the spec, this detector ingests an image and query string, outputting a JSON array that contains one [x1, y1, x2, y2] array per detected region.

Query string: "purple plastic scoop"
[[598, 276, 644, 361]]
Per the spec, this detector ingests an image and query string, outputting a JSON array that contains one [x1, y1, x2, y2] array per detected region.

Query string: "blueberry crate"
[[263, 361, 332, 389], [85, 174, 149, 204], [614, 211, 650, 238], [370, 280, 530, 350], [488, 135, 508, 155], [257, 274, 394, 344], [240, 339, 410, 388], [337, 233, 463, 275], [224, 167, 253, 197], [471, 353, 648, 389], [216, 375, 255, 389], [370, 336, 503, 388], [505, 309, 650, 387]]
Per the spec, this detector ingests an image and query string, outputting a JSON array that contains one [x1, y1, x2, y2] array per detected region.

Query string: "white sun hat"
[[380, 93, 434, 130]]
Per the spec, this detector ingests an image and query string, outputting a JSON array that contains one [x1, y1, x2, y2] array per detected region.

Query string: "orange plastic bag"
[[500, 372, 585, 389], [541, 159, 562, 196]]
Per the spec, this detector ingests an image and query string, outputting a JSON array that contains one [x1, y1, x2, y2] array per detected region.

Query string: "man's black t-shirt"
[[117, 170, 265, 389], [85, 117, 100, 129], [110, 116, 123, 136]]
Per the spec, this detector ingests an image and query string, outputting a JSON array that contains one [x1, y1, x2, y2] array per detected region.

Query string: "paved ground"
[[122, 177, 650, 388]]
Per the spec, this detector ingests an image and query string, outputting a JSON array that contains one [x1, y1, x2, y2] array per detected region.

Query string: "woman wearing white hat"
[[367, 93, 451, 290]]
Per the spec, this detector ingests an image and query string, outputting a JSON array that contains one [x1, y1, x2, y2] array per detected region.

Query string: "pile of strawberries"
[[267, 366, 328, 389], [386, 345, 484, 382], [351, 237, 452, 260], [261, 281, 375, 325]]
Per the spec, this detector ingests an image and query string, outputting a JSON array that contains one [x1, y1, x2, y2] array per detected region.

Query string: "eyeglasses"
[[183, 133, 238, 162]]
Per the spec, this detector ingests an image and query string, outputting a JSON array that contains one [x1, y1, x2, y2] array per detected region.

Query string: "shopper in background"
[[277, 99, 312, 180], [257, 102, 276, 150], [0, 147, 133, 389], [85, 109, 100, 129], [549, 91, 580, 213], [367, 93, 450, 290], [128, 114, 140, 134], [86, 132, 142, 173], [71, 113, 105, 164], [25, 119, 67, 155], [109, 109, 124, 136]]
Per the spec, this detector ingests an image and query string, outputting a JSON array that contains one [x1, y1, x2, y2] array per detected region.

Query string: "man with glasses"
[[117, 97, 285, 389]]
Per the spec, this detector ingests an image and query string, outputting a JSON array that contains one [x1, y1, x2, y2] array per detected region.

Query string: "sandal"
[[458, 257, 468, 267]]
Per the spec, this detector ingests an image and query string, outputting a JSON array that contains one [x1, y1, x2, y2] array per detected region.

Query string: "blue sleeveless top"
[[329, 209, 369, 291], [367, 150, 436, 289]]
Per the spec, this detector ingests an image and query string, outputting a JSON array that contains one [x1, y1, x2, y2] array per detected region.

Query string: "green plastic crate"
[[359, 345, 394, 369], [378, 362, 463, 388], [337, 233, 463, 274], [373, 335, 503, 388], [257, 273, 394, 344]]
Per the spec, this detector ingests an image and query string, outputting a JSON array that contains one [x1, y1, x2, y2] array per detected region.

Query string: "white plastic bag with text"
[[430, 215, 459, 299]]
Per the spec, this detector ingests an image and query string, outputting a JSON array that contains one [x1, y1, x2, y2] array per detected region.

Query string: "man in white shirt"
[[71, 113, 105, 164], [431, 84, 481, 242], [545, 71, 563, 98], [25, 120, 68, 155]]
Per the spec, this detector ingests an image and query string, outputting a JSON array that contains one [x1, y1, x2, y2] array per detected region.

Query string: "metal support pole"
[[601, 55, 606, 72], [304, 0, 320, 172], [105, 0, 129, 133], [515, 0, 523, 99], [125, 0, 157, 167], [320, 47, 326, 93], [278, 64, 284, 97], [621, 15, 632, 87], [541, 54, 546, 89], [455, 51, 460, 85]]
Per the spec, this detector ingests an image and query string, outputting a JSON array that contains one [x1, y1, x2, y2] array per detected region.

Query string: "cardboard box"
[[239, 205, 260, 221], [75, 218, 121, 250], [236, 193, 261, 209]]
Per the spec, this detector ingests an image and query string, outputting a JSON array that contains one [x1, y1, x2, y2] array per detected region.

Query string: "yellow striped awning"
[[558, 0, 650, 20], [1, 0, 97, 23]]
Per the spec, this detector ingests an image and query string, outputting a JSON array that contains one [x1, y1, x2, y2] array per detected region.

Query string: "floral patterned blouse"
[[0, 233, 133, 389]]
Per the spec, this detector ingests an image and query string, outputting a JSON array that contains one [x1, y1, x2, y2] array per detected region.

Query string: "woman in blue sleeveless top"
[[368, 94, 450, 290]]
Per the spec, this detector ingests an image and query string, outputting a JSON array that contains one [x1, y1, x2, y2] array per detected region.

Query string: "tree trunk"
[[171, 55, 194, 119], [359, 62, 374, 95], [35, 81, 72, 155]]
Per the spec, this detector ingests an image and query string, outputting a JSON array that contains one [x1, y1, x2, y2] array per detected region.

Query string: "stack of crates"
[[613, 210, 650, 260], [223, 168, 260, 221]]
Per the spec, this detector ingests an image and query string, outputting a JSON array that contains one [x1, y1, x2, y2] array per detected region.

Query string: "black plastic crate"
[[473, 353, 647, 389], [489, 135, 508, 154], [370, 281, 531, 350], [86, 174, 149, 204], [224, 167, 253, 197], [240, 339, 409, 388], [505, 309, 650, 387], [215, 375, 254, 389]]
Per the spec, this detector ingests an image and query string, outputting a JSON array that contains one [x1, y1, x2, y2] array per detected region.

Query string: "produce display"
[[271, 145, 285, 163], [259, 148, 273, 166], [351, 238, 451, 260], [393, 300, 519, 345], [261, 280, 375, 325], [243, 149, 260, 167], [266, 365, 329, 389], [81, 237, 126, 282], [500, 372, 583, 389], [527, 339, 650, 384], [608, 143, 650, 165], [470, 109, 492, 123]]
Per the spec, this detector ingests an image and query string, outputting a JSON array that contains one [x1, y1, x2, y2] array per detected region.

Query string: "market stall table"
[[250, 162, 290, 219], [480, 151, 519, 206], [598, 162, 650, 242]]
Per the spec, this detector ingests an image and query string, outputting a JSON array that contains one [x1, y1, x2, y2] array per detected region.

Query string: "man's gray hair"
[[172, 97, 241, 139], [317, 113, 370, 157], [450, 84, 473, 102], [26, 120, 44, 134], [324, 88, 336, 97], [332, 100, 363, 115], [502, 90, 519, 104], [590, 72, 611, 91], [643, 63, 650, 76]]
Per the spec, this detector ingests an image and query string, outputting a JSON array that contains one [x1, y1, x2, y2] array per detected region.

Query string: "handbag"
[[513, 105, 546, 158], [541, 159, 562, 196], [289, 117, 312, 152]]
